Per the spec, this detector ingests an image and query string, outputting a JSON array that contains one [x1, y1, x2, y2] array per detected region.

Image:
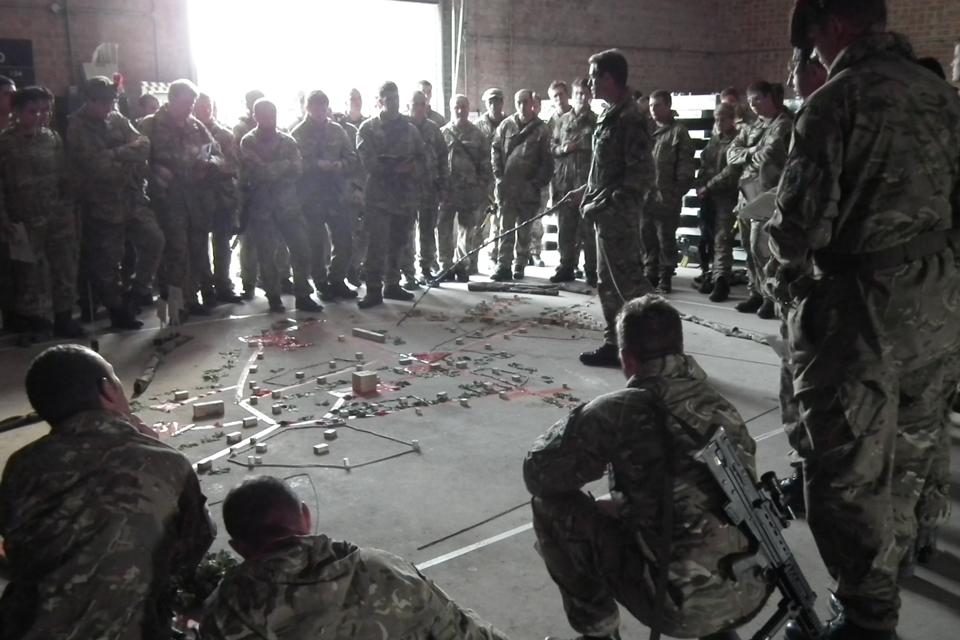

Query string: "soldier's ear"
[[300, 501, 313, 534]]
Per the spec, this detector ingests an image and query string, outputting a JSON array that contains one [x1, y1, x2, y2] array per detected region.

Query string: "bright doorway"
[[188, 0, 442, 127]]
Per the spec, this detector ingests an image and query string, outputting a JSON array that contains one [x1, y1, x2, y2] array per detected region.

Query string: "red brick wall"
[[720, 0, 960, 93], [459, 0, 722, 105], [0, 0, 193, 97]]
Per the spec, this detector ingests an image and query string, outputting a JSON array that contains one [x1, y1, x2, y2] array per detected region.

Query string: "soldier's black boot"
[[585, 271, 598, 287], [784, 614, 895, 640], [201, 288, 219, 308], [346, 268, 362, 287], [710, 276, 731, 302], [698, 272, 715, 294], [490, 268, 512, 282], [646, 273, 660, 289], [916, 526, 938, 564], [456, 266, 470, 283], [579, 343, 620, 368], [384, 284, 415, 301], [757, 298, 777, 319], [316, 281, 336, 302], [53, 311, 87, 339], [658, 273, 673, 293], [280, 278, 294, 295], [357, 287, 383, 309], [108, 306, 144, 331], [329, 279, 358, 299], [295, 296, 323, 312], [216, 289, 242, 304], [549, 268, 576, 283], [240, 282, 256, 301], [267, 295, 286, 313], [736, 293, 763, 313]]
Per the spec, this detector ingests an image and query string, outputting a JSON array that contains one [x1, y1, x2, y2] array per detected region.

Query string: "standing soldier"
[[643, 90, 696, 294], [291, 90, 360, 302], [402, 90, 449, 286], [238, 99, 322, 314], [547, 80, 573, 133], [0, 75, 18, 333], [549, 78, 598, 285], [418, 80, 447, 128], [720, 87, 758, 130], [138, 79, 223, 318], [727, 81, 792, 319], [68, 76, 165, 331], [474, 88, 507, 274], [565, 50, 655, 367], [694, 102, 742, 302], [194, 92, 243, 304], [771, 2, 960, 638], [335, 89, 369, 288], [355, 81, 425, 309], [135, 93, 160, 126], [438, 94, 488, 282], [489, 90, 553, 281], [0, 86, 84, 341]]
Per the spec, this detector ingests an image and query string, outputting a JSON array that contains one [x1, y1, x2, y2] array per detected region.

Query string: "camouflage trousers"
[[81, 201, 164, 310], [914, 349, 959, 528], [711, 198, 738, 279], [154, 193, 204, 301], [303, 204, 353, 285], [640, 199, 681, 279], [211, 208, 237, 294], [401, 193, 440, 278], [557, 201, 597, 274], [350, 207, 368, 273], [240, 238, 290, 293], [245, 207, 313, 298], [0, 234, 16, 324], [363, 210, 415, 289], [12, 217, 79, 318], [532, 492, 750, 639], [737, 216, 772, 300], [595, 209, 654, 345], [437, 190, 484, 273], [789, 250, 960, 631], [496, 199, 540, 272]]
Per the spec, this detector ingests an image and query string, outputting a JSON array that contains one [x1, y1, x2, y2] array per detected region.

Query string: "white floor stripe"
[[416, 523, 533, 571]]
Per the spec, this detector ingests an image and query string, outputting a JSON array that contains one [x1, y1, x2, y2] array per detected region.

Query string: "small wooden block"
[[295, 371, 305, 379], [313, 444, 330, 456], [243, 416, 258, 428], [460, 398, 469, 407], [249, 365, 258, 373], [512, 375, 522, 383], [352, 371, 379, 394], [247, 456, 256, 468], [456, 362, 468, 370], [272, 404, 282, 415], [272, 390, 282, 399], [499, 391, 509, 400], [485, 344, 493, 350], [355, 352, 364, 361], [255, 443, 267, 453], [193, 401, 224, 420], [324, 429, 338, 440], [197, 460, 213, 473], [257, 352, 265, 360], [399, 357, 413, 365], [254, 456, 263, 465], [174, 390, 189, 402], [316, 376, 327, 385], [455, 338, 465, 345], [353, 328, 387, 343], [226, 431, 242, 445], [338, 335, 346, 342], [329, 361, 337, 369], [250, 396, 259, 405]]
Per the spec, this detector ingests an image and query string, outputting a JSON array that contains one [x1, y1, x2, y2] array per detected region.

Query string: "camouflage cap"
[[86, 76, 119, 102], [482, 88, 505, 102]]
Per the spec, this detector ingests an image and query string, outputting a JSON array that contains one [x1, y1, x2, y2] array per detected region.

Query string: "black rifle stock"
[[694, 428, 824, 640]]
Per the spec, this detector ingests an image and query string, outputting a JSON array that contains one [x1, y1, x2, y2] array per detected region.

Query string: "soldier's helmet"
[[86, 76, 119, 102]]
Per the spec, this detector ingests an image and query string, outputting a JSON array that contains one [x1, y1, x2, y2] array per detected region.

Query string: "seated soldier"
[[202, 476, 509, 640], [0, 344, 215, 639], [524, 295, 773, 640]]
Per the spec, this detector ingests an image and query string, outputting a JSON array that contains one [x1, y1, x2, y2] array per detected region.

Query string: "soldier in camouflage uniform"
[[138, 79, 223, 317], [573, 51, 656, 368], [526, 295, 772, 640], [643, 90, 696, 294], [68, 77, 165, 331], [489, 90, 553, 281], [474, 88, 507, 273], [0, 75, 15, 132], [194, 93, 243, 304], [418, 79, 447, 129], [720, 87, 758, 130], [0, 344, 215, 640], [0, 86, 84, 341], [770, 4, 960, 637], [549, 78, 598, 285], [291, 90, 360, 302], [238, 99, 323, 314], [727, 81, 792, 320], [355, 82, 425, 309], [401, 90, 449, 286], [0, 75, 17, 333], [335, 89, 369, 287], [694, 102, 742, 303], [438, 95, 488, 281], [201, 476, 508, 640]]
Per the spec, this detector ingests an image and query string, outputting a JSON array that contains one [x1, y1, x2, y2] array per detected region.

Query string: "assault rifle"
[[693, 428, 824, 640]]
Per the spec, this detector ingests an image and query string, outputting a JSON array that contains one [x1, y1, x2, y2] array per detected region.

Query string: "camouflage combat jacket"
[[551, 107, 597, 198], [290, 116, 359, 209], [357, 113, 425, 215], [442, 120, 490, 194], [201, 534, 509, 640], [239, 128, 303, 218], [650, 118, 697, 206], [490, 115, 553, 205], [67, 107, 151, 219], [0, 125, 71, 227], [524, 354, 772, 638], [0, 409, 215, 640]]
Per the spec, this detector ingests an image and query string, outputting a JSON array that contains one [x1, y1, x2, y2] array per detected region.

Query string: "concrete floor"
[[0, 259, 957, 640]]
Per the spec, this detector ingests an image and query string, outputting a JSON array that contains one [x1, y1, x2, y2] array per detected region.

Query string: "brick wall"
[[0, 0, 192, 97], [458, 0, 722, 105], [719, 0, 960, 92]]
